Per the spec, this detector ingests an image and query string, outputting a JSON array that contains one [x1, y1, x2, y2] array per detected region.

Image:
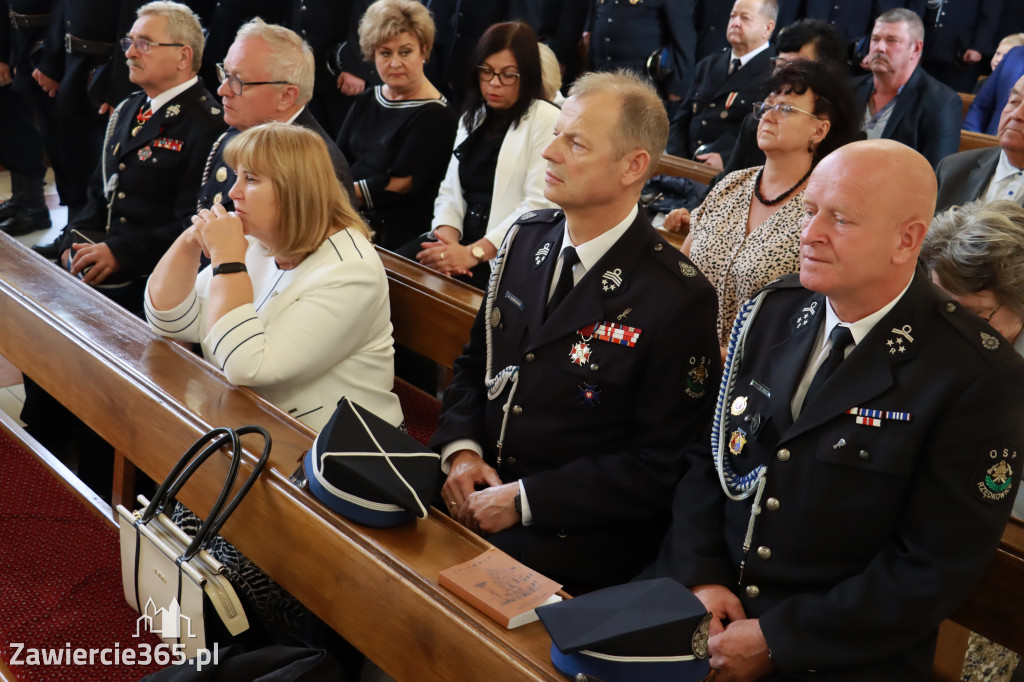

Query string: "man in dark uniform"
[[920, 0, 1003, 93], [695, 0, 733, 61], [56, 0, 224, 316], [0, 0, 54, 236], [197, 18, 353, 216], [28, 0, 141, 229], [668, 0, 775, 160], [649, 139, 1024, 680], [433, 71, 721, 589], [587, 0, 696, 124]]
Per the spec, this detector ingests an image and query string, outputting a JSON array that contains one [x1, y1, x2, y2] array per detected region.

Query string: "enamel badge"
[[569, 341, 592, 366], [731, 395, 748, 416], [729, 429, 747, 455], [686, 356, 709, 399], [137, 146, 153, 162], [577, 383, 601, 406]]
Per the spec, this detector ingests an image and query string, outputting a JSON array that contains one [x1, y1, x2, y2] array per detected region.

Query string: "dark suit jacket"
[[195, 107, 355, 217], [922, 0, 1002, 63], [650, 272, 1024, 680], [432, 208, 721, 587], [677, 47, 774, 158], [964, 46, 1024, 136], [853, 66, 962, 167], [934, 145, 1000, 212], [60, 80, 226, 280]]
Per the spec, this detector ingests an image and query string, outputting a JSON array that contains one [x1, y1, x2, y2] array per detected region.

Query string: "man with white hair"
[[196, 18, 353, 214], [56, 0, 224, 315]]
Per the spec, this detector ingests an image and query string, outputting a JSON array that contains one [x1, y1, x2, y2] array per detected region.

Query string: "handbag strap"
[[181, 425, 273, 562], [141, 427, 241, 525]]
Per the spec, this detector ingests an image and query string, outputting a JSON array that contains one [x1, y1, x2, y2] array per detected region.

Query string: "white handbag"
[[116, 426, 272, 659]]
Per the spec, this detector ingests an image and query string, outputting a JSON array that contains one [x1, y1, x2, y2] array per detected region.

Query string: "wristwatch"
[[513, 491, 522, 517], [211, 262, 247, 276], [471, 244, 486, 264]]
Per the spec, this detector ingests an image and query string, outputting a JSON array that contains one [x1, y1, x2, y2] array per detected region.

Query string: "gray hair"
[[923, 200, 1024, 318], [757, 0, 779, 22], [875, 8, 925, 43], [358, 0, 435, 61], [137, 1, 204, 72], [236, 18, 315, 103], [567, 69, 669, 181]]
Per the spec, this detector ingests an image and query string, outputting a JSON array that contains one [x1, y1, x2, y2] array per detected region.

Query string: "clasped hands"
[[692, 584, 775, 682], [186, 203, 248, 262], [417, 225, 476, 277], [441, 450, 520, 535]]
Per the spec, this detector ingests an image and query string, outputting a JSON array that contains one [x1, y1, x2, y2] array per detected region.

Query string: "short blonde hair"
[[999, 33, 1024, 50], [567, 70, 669, 180], [358, 0, 435, 61], [137, 1, 204, 72], [924, 200, 1024, 319], [538, 42, 562, 102], [236, 18, 315, 103], [223, 122, 370, 260]]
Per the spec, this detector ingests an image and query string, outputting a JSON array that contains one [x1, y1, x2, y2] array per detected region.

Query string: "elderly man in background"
[[853, 8, 961, 167], [55, 0, 224, 315], [648, 139, 1024, 680], [196, 18, 353, 216], [936, 74, 1024, 212]]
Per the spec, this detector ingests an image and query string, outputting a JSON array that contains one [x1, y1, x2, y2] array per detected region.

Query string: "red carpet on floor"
[[0, 430, 164, 681]]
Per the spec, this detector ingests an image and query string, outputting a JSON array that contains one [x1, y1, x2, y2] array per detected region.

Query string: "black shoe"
[[32, 238, 62, 259], [0, 207, 52, 236], [0, 198, 17, 222]]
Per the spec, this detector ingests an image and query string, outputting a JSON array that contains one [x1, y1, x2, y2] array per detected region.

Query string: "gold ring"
[[450, 499, 457, 507], [441, 252, 446, 260]]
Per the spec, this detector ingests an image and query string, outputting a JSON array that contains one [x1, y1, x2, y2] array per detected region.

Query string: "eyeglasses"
[[753, 100, 821, 121], [216, 63, 293, 96], [477, 65, 520, 86], [120, 37, 185, 53]]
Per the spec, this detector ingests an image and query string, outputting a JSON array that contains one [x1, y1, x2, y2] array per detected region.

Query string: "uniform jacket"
[[964, 45, 1024, 136], [432, 208, 721, 586], [587, 0, 697, 98], [8, 0, 52, 91], [677, 47, 774, 158], [694, 0, 730, 61], [777, 0, 908, 42], [60, 80, 226, 281], [431, 98, 560, 249], [195, 107, 355, 217], [922, 0, 1002, 64], [651, 272, 1024, 680], [508, 0, 589, 70], [145, 230, 403, 432], [852, 66, 962, 167], [934, 145, 1000, 212]]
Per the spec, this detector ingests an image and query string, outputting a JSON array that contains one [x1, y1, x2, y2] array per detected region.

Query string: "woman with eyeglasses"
[[921, 198, 1024, 682], [408, 21, 560, 287], [671, 59, 860, 348], [334, 0, 457, 250]]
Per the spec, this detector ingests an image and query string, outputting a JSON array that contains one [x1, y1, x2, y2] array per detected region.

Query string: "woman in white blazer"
[[144, 122, 403, 432], [412, 21, 560, 287]]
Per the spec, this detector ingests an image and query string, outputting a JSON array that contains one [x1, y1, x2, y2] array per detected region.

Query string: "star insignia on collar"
[[164, 104, 181, 117], [534, 242, 551, 268]]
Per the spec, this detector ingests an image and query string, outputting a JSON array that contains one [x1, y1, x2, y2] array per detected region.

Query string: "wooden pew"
[[0, 233, 559, 682], [960, 129, 999, 152], [655, 152, 718, 186]]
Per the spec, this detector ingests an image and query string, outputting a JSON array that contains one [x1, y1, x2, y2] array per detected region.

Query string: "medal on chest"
[[569, 324, 596, 366]]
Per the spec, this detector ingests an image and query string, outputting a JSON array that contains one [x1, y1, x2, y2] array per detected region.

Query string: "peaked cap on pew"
[[304, 398, 440, 527]]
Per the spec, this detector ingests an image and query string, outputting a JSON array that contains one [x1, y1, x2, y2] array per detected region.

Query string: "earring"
[[807, 139, 815, 154]]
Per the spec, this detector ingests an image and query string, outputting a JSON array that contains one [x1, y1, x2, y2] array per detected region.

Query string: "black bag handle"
[[183, 425, 272, 561], [138, 425, 272, 562]]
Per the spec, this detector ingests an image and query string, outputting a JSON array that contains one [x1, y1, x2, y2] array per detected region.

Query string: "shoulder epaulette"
[[513, 208, 563, 226]]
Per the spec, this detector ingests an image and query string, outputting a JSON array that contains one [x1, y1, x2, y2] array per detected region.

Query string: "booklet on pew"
[[438, 548, 563, 629]]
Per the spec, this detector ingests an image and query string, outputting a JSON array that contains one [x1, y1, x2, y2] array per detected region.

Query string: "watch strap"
[[211, 261, 247, 276]]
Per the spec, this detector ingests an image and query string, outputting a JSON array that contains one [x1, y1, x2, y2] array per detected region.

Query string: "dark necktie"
[[730, 58, 742, 75], [546, 247, 579, 319], [801, 325, 854, 411]]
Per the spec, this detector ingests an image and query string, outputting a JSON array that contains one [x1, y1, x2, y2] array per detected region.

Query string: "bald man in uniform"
[[648, 139, 1024, 680]]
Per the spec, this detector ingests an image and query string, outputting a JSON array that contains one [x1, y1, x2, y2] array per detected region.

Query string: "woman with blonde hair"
[[146, 121, 403, 431], [335, 0, 457, 249]]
